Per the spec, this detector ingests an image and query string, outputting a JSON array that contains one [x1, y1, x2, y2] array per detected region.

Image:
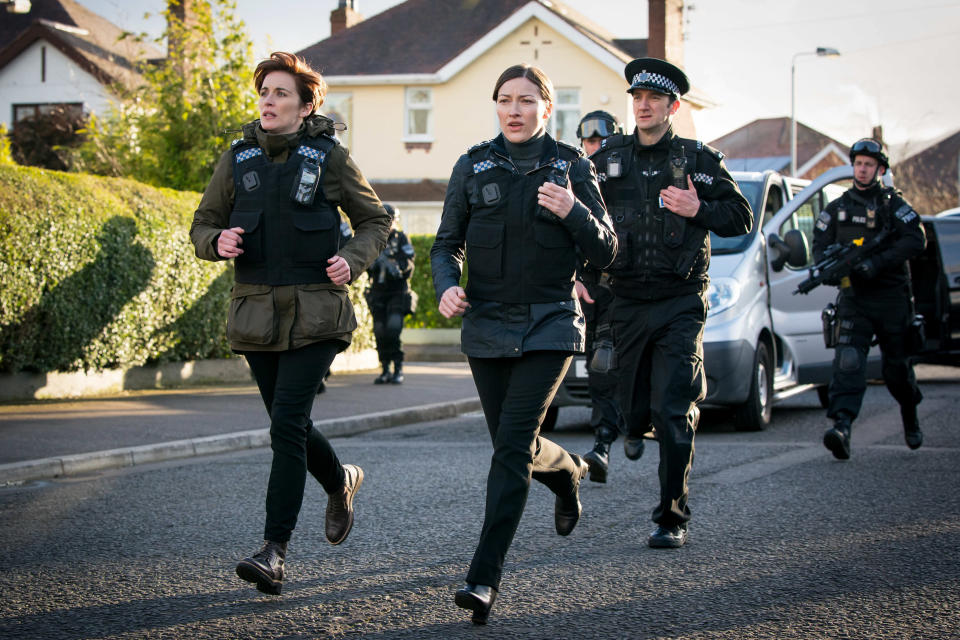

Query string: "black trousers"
[[827, 288, 922, 422], [466, 351, 580, 590], [243, 341, 346, 543], [611, 292, 707, 527], [583, 281, 622, 442], [369, 290, 407, 367]]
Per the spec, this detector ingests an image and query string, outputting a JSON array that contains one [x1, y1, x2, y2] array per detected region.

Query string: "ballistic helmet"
[[849, 138, 889, 169], [577, 110, 623, 140]]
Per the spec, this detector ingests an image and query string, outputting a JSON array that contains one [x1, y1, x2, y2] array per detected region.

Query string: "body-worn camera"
[[536, 171, 568, 224]]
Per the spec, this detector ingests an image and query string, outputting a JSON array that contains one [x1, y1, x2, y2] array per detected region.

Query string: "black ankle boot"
[[901, 404, 923, 450], [823, 419, 852, 460], [374, 364, 391, 384], [236, 540, 287, 595], [390, 364, 404, 384], [583, 437, 611, 483], [455, 583, 497, 625]]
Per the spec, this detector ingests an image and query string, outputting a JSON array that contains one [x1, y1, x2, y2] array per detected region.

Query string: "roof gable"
[[0, 0, 161, 90], [708, 117, 849, 168], [298, 0, 641, 83]]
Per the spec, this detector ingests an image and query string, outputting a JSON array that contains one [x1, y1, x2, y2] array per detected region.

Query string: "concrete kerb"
[[0, 397, 481, 486]]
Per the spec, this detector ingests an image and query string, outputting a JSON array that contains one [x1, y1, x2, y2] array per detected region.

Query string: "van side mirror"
[[768, 229, 809, 272]]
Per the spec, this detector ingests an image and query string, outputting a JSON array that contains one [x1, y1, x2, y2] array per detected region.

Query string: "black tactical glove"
[[854, 258, 877, 279]]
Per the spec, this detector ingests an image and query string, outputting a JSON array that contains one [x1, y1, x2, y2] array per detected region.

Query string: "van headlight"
[[706, 277, 741, 317]]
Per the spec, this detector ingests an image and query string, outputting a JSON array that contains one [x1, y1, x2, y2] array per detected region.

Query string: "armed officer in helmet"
[[591, 58, 752, 548], [813, 138, 926, 460], [366, 204, 416, 384], [575, 110, 628, 483]]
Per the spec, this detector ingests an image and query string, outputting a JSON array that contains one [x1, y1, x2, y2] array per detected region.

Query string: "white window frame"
[[403, 86, 433, 142], [549, 88, 581, 145]]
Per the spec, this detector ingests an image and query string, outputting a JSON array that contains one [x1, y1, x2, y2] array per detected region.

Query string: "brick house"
[[708, 117, 849, 180], [893, 128, 960, 215]]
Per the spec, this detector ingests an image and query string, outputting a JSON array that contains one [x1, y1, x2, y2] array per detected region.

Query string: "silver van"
[[546, 165, 885, 432]]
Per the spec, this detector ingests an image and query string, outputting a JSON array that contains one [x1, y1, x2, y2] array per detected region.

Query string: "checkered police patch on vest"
[[632, 71, 680, 96], [296, 146, 326, 163], [692, 173, 714, 186], [546, 159, 569, 172], [235, 147, 263, 162], [473, 160, 496, 174]]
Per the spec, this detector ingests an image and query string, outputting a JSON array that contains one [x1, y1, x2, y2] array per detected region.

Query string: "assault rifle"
[[793, 226, 893, 295]]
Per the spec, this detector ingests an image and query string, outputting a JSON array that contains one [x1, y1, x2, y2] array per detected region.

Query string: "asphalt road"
[[1, 373, 958, 639]]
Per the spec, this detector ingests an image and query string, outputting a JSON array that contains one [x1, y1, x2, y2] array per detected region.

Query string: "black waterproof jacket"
[[431, 133, 617, 357]]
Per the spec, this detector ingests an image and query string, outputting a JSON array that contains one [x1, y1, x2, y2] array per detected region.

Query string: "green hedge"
[[406, 234, 465, 329], [0, 164, 375, 374]]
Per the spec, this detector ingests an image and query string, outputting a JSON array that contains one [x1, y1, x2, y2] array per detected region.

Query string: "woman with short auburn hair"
[[190, 51, 390, 596]]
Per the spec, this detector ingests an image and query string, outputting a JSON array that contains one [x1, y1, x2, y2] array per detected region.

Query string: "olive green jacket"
[[190, 115, 391, 352]]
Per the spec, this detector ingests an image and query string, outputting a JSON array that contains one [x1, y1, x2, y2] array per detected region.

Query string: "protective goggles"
[[851, 139, 882, 154], [577, 118, 618, 139]]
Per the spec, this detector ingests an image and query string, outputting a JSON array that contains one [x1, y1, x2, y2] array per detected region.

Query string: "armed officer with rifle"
[[812, 138, 926, 459]]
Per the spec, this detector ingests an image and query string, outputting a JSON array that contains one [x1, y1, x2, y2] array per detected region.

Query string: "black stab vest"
[[598, 134, 712, 287], [463, 138, 581, 303], [229, 135, 339, 285]]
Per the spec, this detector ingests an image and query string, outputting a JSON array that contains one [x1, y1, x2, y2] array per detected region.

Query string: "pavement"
[[0, 361, 480, 485]]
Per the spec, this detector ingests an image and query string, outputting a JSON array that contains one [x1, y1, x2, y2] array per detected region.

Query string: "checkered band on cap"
[[235, 147, 263, 162], [632, 71, 680, 96], [296, 146, 325, 163], [473, 160, 495, 174], [547, 159, 570, 172]]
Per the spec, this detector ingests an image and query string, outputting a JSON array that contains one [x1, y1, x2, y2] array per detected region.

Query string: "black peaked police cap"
[[624, 57, 690, 97]]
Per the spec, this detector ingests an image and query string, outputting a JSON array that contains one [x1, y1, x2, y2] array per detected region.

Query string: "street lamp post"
[[791, 47, 841, 177]]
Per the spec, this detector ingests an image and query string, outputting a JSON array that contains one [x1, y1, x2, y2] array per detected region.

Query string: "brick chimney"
[[872, 125, 884, 144], [331, 0, 364, 36], [647, 0, 684, 65]]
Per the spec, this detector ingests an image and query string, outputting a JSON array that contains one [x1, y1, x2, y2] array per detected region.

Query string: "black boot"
[[236, 540, 287, 595], [326, 464, 364, 545], [583, 436, 611, 483], [901, 404, 923, 450], [555, 454, 589, 536], [390, 363, 404, 384], [455, 583, 498, 625], [374, 363, 391, 385], [823, 418, 852, 460]]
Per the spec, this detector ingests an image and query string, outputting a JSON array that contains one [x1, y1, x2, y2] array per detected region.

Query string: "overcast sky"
[[80, 0, 960, 157]]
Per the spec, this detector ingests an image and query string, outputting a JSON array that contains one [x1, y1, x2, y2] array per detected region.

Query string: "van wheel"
[[734, 342, 773, 431], [816, 385, 830, 408], [541, 406, 559, 433]]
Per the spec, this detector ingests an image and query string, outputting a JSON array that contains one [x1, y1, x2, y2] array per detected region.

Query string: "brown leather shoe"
[[555, 453, 589, 536], [326, 464, 364, 545], [236, 540, 287, 595]]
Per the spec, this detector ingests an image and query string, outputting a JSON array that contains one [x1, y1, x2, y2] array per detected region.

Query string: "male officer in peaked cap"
[[590, 58, 752, 548]]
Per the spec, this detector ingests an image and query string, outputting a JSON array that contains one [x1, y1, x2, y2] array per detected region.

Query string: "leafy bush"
[[73, 0, 257, 192], [0, 164, 373, 374], [405, 234, 465, 329], [10, 106, 87, 171], [0, 125, 13, 165]]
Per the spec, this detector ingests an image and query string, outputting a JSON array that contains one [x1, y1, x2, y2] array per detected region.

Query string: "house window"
[[404, 87, 432, 141], [550, 88, 580, 145], [324, 92, 353, 150], [12, 103, 84, 126]]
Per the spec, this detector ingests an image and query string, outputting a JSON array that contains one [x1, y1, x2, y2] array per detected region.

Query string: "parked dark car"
[[912, 216, 960, 366]]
